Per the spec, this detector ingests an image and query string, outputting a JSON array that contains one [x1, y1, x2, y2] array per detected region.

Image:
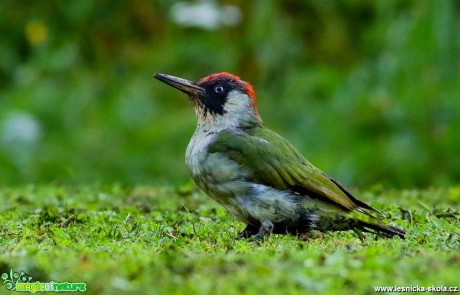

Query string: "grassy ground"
[[0, 185, 459, 294]]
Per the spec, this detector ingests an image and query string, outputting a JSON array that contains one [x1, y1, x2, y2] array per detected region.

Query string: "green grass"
[[0, 185, 459, 294]]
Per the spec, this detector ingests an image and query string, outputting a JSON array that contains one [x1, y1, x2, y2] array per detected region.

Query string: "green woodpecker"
[[154, 72, 405, 240]]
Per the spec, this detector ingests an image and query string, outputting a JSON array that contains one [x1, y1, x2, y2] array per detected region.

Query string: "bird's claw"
[[235, 224, 259, 240], [234, 221, 274, 241]]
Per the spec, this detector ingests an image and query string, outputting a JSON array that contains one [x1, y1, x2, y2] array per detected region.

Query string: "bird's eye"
[[214, 86, 224, 93]]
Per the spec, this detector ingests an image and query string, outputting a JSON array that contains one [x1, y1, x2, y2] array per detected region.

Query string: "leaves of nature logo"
[[1, 269, 86, 293]]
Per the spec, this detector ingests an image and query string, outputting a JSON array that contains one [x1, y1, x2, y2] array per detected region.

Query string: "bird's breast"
[[186, 131, 249, 199], [185, 130, 216, 176]]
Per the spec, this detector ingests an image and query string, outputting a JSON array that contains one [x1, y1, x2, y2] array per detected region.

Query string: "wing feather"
[[208, 128, 380, 217]]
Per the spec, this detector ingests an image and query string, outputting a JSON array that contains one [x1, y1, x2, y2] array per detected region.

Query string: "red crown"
[[199, 72, 257, 109]]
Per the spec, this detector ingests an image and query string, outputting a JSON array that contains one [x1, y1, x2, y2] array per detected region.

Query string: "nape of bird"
[[154, 72, 405, 240]]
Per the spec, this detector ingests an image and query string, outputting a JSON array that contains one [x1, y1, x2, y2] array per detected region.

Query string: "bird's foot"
[[248, 221, 274, 241], [235, 224, 259, 239]]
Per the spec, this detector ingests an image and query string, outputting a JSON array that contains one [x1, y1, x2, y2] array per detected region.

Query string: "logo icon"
[[1, 269, 86, 293], [2, 270, 32, 291]]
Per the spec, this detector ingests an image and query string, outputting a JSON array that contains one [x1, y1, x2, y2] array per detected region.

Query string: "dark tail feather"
[[314, 213, 406, 239], [359, 221, 406, 239]]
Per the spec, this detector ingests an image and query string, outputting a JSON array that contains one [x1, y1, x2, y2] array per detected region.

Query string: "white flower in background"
[[171, 0, 241, 30], [1, 111, 42, 148]]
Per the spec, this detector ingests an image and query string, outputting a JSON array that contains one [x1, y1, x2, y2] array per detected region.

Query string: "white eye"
[[214, 86, 224, 93]]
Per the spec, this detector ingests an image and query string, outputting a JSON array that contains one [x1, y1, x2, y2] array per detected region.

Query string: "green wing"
[[208, 127, 382, 217]]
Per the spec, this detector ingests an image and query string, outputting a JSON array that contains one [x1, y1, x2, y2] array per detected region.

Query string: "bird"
[[154, 72, 405, 240]]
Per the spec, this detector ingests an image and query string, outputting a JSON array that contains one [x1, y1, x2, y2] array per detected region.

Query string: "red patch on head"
[[199, 72, 257, 110]]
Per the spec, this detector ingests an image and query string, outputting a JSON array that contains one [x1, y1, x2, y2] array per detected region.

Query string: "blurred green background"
[[1, 0, 459, 188]]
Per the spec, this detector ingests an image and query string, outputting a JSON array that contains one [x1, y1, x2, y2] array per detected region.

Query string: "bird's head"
[[154, 72, 262, 129]]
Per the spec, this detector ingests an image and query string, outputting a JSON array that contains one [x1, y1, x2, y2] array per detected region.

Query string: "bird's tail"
[[315, 213, 405, 239], [357, 220, 405, 239]]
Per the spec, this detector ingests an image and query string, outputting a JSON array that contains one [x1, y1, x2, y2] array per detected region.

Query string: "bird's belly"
[[187, 150, 302, 224], [235, 185, 302, 224], [187, 151, 254, 222]]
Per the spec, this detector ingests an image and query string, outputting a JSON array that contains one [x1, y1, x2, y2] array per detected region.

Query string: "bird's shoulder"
[[208, 126, 314, 187], [208, 126, 311, 169], [210, 126, 304, 157]]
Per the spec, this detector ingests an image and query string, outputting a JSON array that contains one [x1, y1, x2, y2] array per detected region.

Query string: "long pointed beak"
[[154, 73, 205, 96]]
